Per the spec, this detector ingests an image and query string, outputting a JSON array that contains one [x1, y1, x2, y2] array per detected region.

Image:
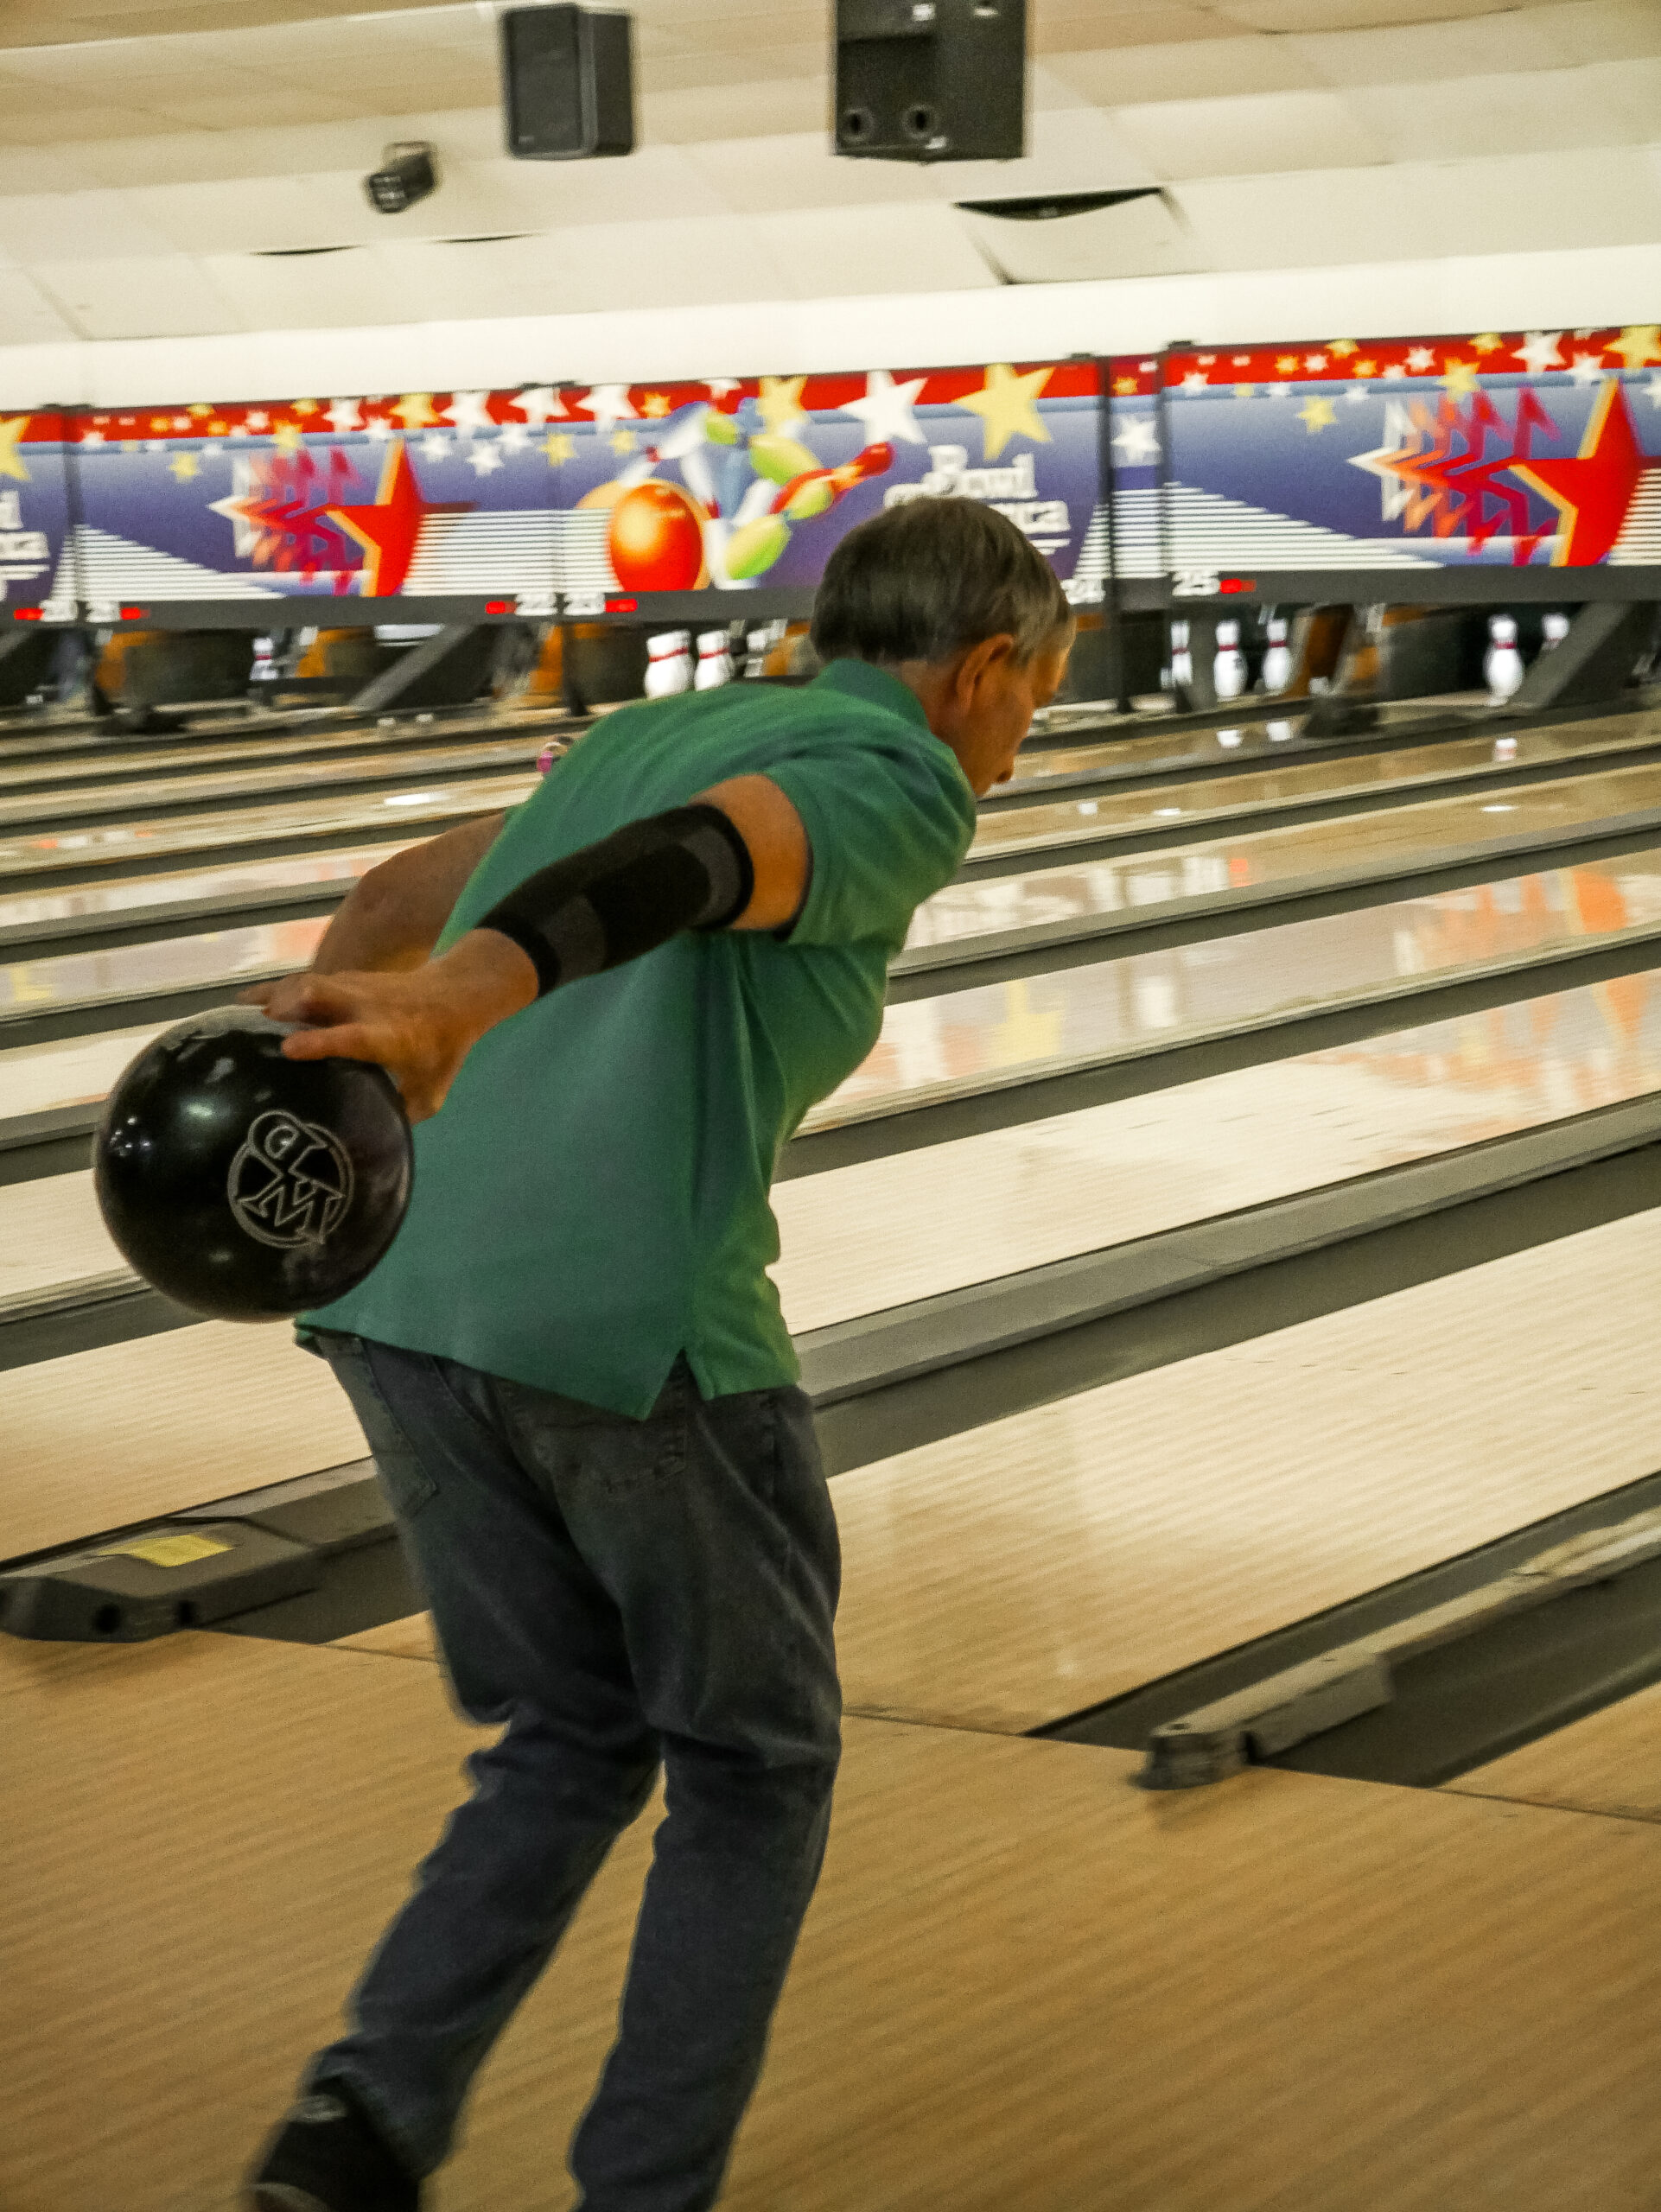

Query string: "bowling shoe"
[[246, 2079, 421, 2212]]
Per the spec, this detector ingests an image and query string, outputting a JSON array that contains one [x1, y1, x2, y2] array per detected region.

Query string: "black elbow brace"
[[477, 803, 755, 997]]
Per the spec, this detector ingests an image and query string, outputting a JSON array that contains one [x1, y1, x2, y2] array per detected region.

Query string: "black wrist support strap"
[[476, 802, 756, 997]]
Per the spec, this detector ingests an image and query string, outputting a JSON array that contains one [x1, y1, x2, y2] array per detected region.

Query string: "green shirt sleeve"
[[767, 729, 977, 952]]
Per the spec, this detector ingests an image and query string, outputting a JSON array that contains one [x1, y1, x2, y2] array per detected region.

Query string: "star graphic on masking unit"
[[1514, 331, 1565, 377], [169, 452, 199, 481], [467, 443, 504, 475], [583, 384, 639, 430], [1297, 395, 1338, 433], [391, 392, 440, 429], [1441, 358, 1481, 399], [960, 362, 1053, 461], [543, 432, 576, 464], [1612, 326, 1661, 371], [842, 367, 927, 446], [756, 375, 808, 437], [0, 416, 32, 481], [448, 391, 494, 434], [640, 391, 671, 419], [1112, 416, 1161, 463], [1510, 376, 1661, 566], [324, 436, 469, 598], [1406, 347, 1435, 372], [511, 386, 565, 426]]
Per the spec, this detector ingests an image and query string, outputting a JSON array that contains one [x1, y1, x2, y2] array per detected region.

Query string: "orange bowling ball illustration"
[[607, 479, 709, 591]]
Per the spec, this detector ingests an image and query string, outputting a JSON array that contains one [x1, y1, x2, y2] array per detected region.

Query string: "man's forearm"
[[312, 814, 506, 976]]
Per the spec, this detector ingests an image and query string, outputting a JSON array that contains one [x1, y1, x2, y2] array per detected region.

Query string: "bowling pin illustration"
[[646, 632, 693, 698], [1541, 613, 1569, 652], [1212, 620, 1248, 701], [1485, 614, 1524, 702], [1261, 615, 1292, 694], [694, 630, 733, 689], [1168, 620, 1193, 691]]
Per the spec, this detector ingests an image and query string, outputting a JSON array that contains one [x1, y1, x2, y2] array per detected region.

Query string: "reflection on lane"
[[0, 770, 534, 883], [11, 842, 1661, 1035], [823, 857, 1661, 1126], [0, 706, 559, 797], [979, 711, 1661, 855], [774, 975, 1661, 1333], [941, 756, 1661, 923], [0, 732, 544, 830]]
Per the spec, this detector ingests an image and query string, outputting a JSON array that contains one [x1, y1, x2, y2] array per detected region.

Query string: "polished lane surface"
[[9, 963, 1658, 1322]]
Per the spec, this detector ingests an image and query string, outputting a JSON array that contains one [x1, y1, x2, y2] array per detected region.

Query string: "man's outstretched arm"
[[245, 776, 811, 1122]]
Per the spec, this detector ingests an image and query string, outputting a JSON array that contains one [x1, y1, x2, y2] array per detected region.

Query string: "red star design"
[[323, 437, 468, 597], [1511, 378, 1658, 567]]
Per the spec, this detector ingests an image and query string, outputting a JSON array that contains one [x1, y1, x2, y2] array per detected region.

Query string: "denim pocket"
[[323, 1339, 440, 1520]]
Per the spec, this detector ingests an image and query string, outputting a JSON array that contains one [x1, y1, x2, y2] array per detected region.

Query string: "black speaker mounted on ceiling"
[[835, 0, 1026, 164], [501, 5, 635, 161]]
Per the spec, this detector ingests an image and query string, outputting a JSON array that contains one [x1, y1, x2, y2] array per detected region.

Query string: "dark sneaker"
[[246, 2080, 421, 2212]]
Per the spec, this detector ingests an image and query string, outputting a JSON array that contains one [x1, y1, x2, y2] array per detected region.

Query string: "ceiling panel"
[[34, 250, 242, 338], [1344, 60, 1653, 161], [1113, 87, 1391, 178], [1049, 33, 1324, 103]]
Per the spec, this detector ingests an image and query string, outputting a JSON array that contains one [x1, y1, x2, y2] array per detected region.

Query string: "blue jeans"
[[302, 1334, 843, 2212]]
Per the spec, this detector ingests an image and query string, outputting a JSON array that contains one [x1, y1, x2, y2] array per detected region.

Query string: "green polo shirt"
[[302, 659, 977, 1415]]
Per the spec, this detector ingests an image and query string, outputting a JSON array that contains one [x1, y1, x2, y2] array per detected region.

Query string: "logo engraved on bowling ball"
[[226, 1109, 355, 1249]]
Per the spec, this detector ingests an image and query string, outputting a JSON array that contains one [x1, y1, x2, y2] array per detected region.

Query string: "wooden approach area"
[[9, 1625, 1661, 2212]]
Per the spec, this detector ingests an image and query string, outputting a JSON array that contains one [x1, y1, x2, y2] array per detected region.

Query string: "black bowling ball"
[[94, 1007, 413, 1322]]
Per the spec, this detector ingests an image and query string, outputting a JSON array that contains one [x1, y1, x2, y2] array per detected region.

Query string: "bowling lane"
[[0, 842, 397, 935], [9, 963, 1658, 1318], [818, 853, 1661, 1129], [830, 1204, 1661, 1732], [0, 728, 545, 835], [975, 707, 1661, 859], [948, 752, 1661, 923], [0, 702, 559, 798], [0, 766, 534, 887]]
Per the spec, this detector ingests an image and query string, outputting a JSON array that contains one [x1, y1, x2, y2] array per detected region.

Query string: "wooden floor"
[[1449, 1681, 1661, 1822], [9, 1627, 1661, 2212]]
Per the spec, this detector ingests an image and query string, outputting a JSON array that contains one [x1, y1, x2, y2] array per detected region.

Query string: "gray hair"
[[810, 496, 1072, 669]]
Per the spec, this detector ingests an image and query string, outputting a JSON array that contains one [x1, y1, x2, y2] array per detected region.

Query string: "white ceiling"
[[0, 0, 1657, 341]]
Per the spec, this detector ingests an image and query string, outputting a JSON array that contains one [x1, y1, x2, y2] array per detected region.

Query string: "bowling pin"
[[646, 632, 693, 698], [694, 630, 733, 689], [1485, 614, 1524, 702], [1212, 620, 1248, 701], [1168, 620, 1193, 691], [1541, 613, 1569, 652], [1261, 615, 1292, 694]]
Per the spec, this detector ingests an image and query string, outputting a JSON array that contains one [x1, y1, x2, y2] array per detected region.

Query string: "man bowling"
[[245, 497, 1072, 2212]]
